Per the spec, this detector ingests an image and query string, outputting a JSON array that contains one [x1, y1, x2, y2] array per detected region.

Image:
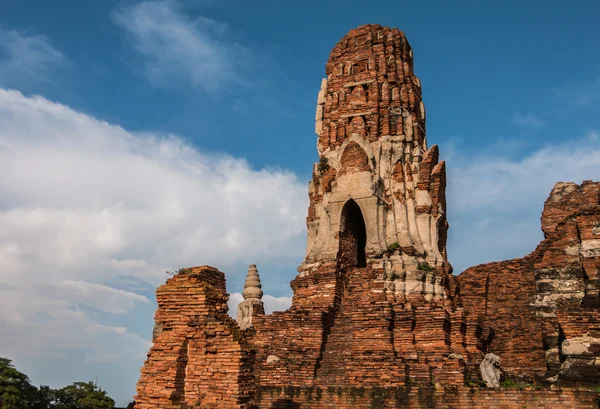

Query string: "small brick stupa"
[[133, 25, 600, 409]]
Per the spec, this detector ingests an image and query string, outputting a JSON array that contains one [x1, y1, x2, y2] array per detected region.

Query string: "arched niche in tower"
[[337, 199, 367, 269], [340, 140, 370, 174], [347, 116, 367, 139], [349, 85, 367, 105]]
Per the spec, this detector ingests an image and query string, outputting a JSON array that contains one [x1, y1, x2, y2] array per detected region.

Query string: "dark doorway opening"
[[338, 199, 367, 269]]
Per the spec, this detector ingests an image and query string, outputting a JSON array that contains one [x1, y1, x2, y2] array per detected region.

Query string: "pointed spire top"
[[242, 264, 263, 301]]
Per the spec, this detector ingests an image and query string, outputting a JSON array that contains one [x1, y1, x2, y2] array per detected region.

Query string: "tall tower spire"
[[237, 264, 265, 330], [300, 24, 449, 300]]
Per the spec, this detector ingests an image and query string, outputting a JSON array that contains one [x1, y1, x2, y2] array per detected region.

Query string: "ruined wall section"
[[458, 181, 600, 384], [251, 269, 341, 388], [135, 266, 255, 409], [251, 266, 491, 394], [258, 386, 599, 409]]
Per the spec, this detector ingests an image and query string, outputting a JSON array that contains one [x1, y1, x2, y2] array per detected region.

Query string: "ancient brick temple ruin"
[[134, 25, 600, 408]]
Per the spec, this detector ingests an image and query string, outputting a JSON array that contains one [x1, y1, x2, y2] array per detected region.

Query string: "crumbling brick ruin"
[[458, 181, 600, 385], [134, 25, 600, 408]]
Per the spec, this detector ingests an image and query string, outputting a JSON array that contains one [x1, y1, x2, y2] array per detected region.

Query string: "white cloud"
[[58, 281, 151, 314], [0, 28, 67, 87], [447, 135, 600, 213], [446, 133, 600, 273], [113, 0, 249, 90], [561, 76, 600, 106], [0, 88, 307, 404], [511, 112, 544, 130], [263, 294, 293, 312], [0, 285, 151, 361]]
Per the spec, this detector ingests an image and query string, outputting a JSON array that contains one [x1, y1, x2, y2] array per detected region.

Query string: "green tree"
[[0, 358, 38, 409], [53, 381, 114, 409], [32, 385, 54, 409], [1, 358, 117, 409]]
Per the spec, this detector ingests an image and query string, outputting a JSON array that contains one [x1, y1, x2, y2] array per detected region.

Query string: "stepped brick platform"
[[133, 24, 600, 409], [259, 387, 599, 409]]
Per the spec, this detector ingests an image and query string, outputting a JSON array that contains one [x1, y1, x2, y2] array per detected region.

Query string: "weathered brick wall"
[[251, 269, 340, 388], [312, 268, 406, 388], [339, 142, 371, 175], [251, 267, 489, 392], [135, 266, 255, 409], [256, 386, 599, 409], [457, 258, 547, 376], [318, 25, 424, 152], [457, 181, 600, 383]]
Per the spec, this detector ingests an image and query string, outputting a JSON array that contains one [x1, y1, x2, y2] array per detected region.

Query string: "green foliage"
[[374, 242, 401, 258], [0, 357, 38, 409], [500, 378, 533, 389], [417, 262, 434, 272], [464, 377, 487, 388], [166, 268, 187, 276], [317, 157, 330, 173], [0, 357, 116, 409], [53, 382, 114, 409], [33, 386, 55, 409], [386, 242, 400, 254]]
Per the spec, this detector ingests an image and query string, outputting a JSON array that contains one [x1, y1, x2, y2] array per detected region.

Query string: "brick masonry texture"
[[134, 25, 600, 408], [134, 267, 256, 409], [458, 181, 600, 384], [258, 387, 599, 409]]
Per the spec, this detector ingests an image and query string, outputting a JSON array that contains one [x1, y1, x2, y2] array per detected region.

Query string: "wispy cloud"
[[113, 0, 250, 91], [511, 112, 544, 131], [0, 28, 67, 87], [559, 76, 600, 106], [446, 133, 600, 273]]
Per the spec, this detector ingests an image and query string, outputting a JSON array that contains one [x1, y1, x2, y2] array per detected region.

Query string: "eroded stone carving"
[[237, 264, 265, 330], [315, 78, 328, 137], [266, 355, 280, 365], [480, 353, 502, 388]]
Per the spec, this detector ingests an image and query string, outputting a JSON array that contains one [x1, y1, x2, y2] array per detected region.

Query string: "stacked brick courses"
[[134, 266, 255, 409], [257, 387, 599, 408], [458, 181, 600, 384], [251, 264, 488, 394]]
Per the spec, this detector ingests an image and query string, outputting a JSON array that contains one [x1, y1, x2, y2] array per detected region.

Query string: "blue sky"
[[1, 0, 599, 406]]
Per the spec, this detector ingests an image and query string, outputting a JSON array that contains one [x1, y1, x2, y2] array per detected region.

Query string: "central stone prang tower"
[[298, 24, 450, 300]]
